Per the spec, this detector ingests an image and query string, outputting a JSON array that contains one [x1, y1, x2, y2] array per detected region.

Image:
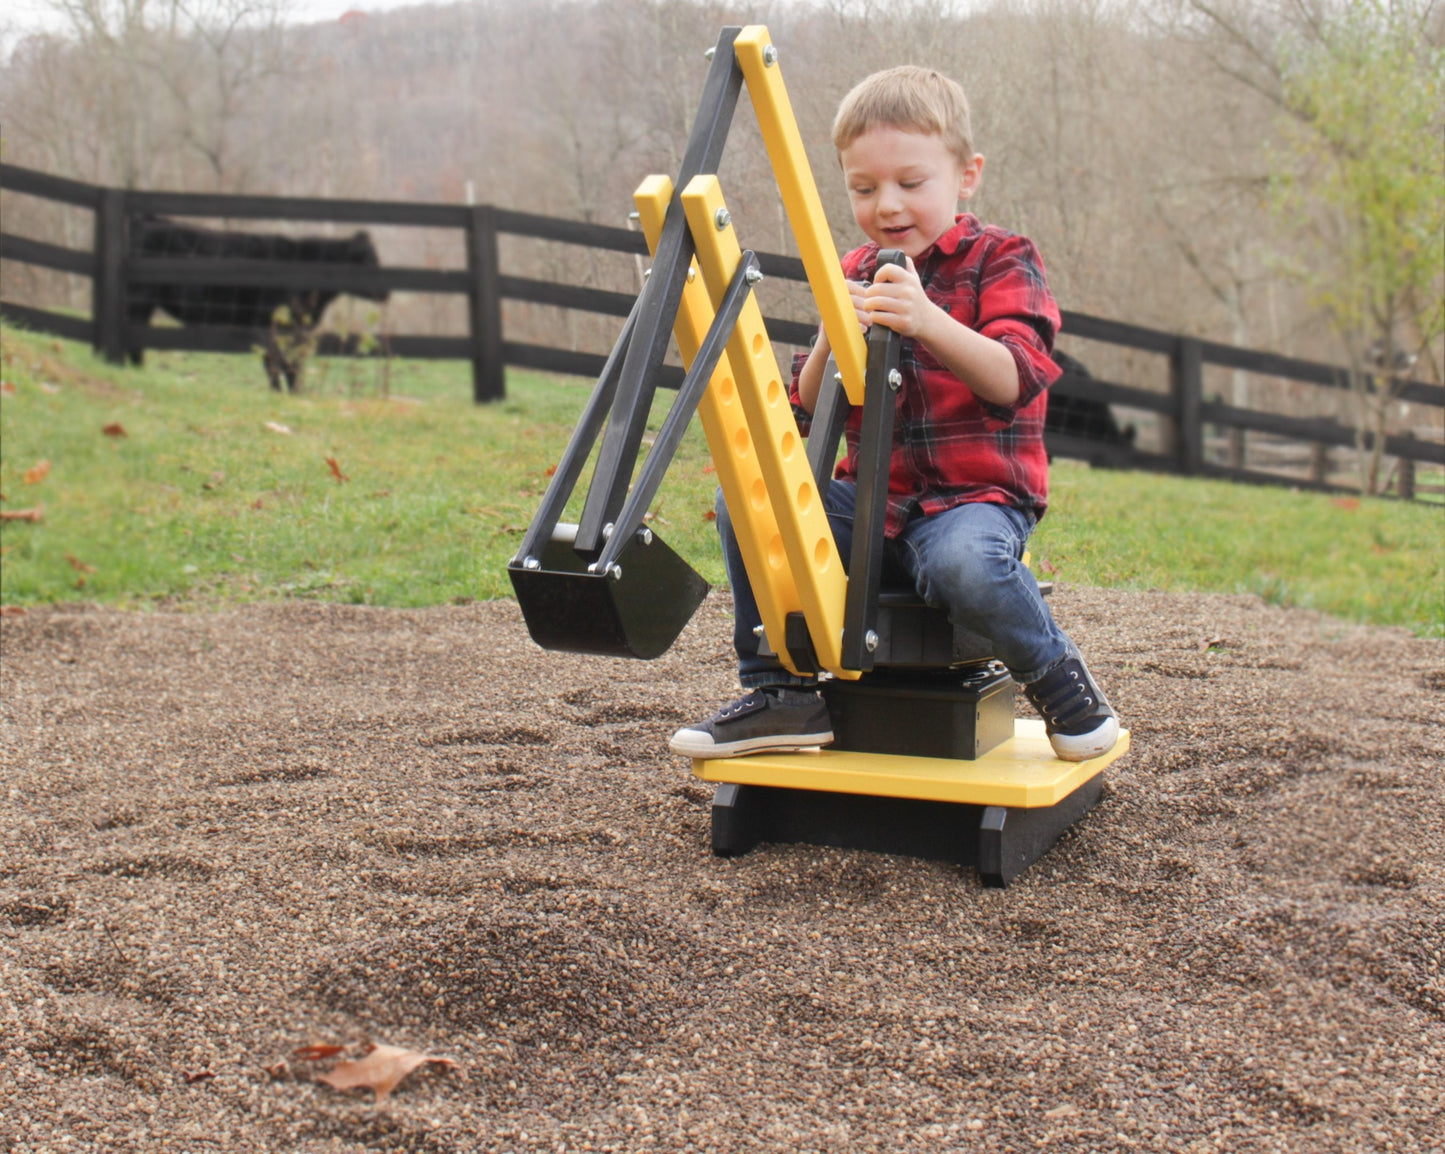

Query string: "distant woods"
[[3, 0, 1441, 406]]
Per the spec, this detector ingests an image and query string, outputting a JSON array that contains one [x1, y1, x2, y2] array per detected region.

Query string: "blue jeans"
[[716, 481, 1070, 689]]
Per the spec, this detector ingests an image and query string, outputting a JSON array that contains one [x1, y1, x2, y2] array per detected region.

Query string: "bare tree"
[[10, 0, 297, 189]]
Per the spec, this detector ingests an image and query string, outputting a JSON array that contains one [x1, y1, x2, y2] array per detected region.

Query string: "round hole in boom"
[[751, 477, 768, 511], [733, 427, 750, 457], [813, 537, 831, 570], [796, 482, 813, 513], [768, 534, 786, 570], [780, 431, 797, 460]]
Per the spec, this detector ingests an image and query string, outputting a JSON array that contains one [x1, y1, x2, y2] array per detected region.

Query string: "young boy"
[[670, 65, 1118, 764]]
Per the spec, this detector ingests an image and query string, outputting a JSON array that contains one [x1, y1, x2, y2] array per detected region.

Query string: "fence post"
[[92, 187, 127, 365], [1309, 442, 1331, 485], [466, 203, 505, 403], [1397, 433, 1416, 500], [1169, 336, 1204, 475]]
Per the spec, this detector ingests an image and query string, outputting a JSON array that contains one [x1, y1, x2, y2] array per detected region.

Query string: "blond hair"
[[832, 66, 974, 162]]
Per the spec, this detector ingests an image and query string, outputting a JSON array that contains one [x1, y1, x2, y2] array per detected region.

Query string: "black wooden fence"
[[3, 162, 1441, 498]]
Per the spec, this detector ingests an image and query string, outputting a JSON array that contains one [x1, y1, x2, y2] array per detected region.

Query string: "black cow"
[[127, 215, 389, 391], [1046, 350, 1135, 459]]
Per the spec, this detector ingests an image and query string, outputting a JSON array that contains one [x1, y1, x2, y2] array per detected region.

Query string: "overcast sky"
[[4, 0, 428, 38]]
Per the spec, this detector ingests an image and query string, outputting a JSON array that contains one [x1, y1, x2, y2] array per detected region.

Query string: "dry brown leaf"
[[64, 554, 96, 574], [325, 457, 349, 483], [182, 1068, 217, 1084], [702, 509, 717, 521], [315, 1043, 460, 1102], [102, 422, 127, 437], [23, 460, 50, 484], [0, 606, 26, 617], [1, 381, 15, 395], [293, 1043, 347, 1061], [0, 507, 43, 523]]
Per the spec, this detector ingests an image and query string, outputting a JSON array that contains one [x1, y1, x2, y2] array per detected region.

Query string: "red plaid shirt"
[[791, 214, 1062, 536]]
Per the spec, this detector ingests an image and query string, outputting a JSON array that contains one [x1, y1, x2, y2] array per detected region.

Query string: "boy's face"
[[839, 126, 983, 260]]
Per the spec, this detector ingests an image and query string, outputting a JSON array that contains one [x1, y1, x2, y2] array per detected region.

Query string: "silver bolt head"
[[745, 267, 764, 285], [752, 625, 766, 637], [762, 44, 777, 65], [704, 46, 716, 60], [865, 629, 879, 652], [714, 207, 731, 230], [888, 368, 903, 388], [524, 556, 540, 571], [687, 267, 696, 282], [834, 371, 844, 384]]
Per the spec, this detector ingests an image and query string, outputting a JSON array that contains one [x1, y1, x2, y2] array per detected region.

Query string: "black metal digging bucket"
[[508, 524, 710, 661]]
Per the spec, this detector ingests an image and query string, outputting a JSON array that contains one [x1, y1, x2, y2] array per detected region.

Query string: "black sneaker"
[[1024, 655, 1119, 761], [669, 688, 833, 759]]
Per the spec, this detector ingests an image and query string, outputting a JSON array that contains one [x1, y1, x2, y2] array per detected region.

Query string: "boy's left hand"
[[864, 257, 941, 341]]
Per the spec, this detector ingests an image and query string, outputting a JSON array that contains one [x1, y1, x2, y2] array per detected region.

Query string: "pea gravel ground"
[[1, 586, 1441, 1154]]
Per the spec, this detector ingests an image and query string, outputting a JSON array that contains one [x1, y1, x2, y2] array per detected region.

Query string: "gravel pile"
[[1, 587, 1441, 1152]]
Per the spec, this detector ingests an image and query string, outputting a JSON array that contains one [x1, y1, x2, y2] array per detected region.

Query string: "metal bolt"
[[762, 44, 777, 66], [643, 267, 651, 279], [628, 210, 641, 222], [687, 267, 696, 283], [714, 207, 731, 230], [888, 368, 903, 389], [704, 46, 716, 60], [607, 563, 622, 581], [745, 266, 764, 286], [636, 527, 654, 546], [523, 557, 540, 571], [602, 522, 615, 539], [865, 630, 879, 652], [834, 371, 844, 384], [752, 625, 766, 637]]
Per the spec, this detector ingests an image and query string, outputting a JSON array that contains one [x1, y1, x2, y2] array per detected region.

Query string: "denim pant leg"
[[716, 482, 862, 689], [896, 502, 1069, 685]]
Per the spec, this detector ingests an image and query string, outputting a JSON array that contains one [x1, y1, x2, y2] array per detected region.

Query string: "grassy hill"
[[2, 327, 1440, 637]]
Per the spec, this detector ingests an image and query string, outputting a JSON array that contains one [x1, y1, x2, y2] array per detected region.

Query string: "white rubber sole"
[[1047, 715, 1120, 762], [668, 728, 833, 760]]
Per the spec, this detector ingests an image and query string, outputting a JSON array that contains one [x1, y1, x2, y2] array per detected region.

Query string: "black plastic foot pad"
[[707, 774, 1103, 887]]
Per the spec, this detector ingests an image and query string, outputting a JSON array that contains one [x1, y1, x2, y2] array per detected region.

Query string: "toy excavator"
[[508, 26, 1129, 886]]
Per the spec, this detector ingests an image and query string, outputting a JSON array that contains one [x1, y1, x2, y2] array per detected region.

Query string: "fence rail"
[[2, 162, 1441, 498]]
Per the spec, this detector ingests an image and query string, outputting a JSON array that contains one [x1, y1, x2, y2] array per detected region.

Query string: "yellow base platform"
[[693, 718, 1130, 809]]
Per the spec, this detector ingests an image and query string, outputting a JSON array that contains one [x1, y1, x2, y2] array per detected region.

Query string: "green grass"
[[1034, 461, 1444, 637], [0, 329, 723, 609], [2, 327, 1441, 637]]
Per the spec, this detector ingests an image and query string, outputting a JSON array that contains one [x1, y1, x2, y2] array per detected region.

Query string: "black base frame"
[[708, 773, 1104, 887]]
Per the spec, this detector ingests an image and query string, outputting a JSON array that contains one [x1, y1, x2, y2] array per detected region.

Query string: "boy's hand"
[[847, 279, 871, 330], [864, 257, 940, 340]]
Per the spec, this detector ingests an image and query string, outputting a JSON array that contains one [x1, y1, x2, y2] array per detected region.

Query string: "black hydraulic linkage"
[[589, 251, 763, 580], [839, 249, 905, 672], [573, 27, 745, 554]]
